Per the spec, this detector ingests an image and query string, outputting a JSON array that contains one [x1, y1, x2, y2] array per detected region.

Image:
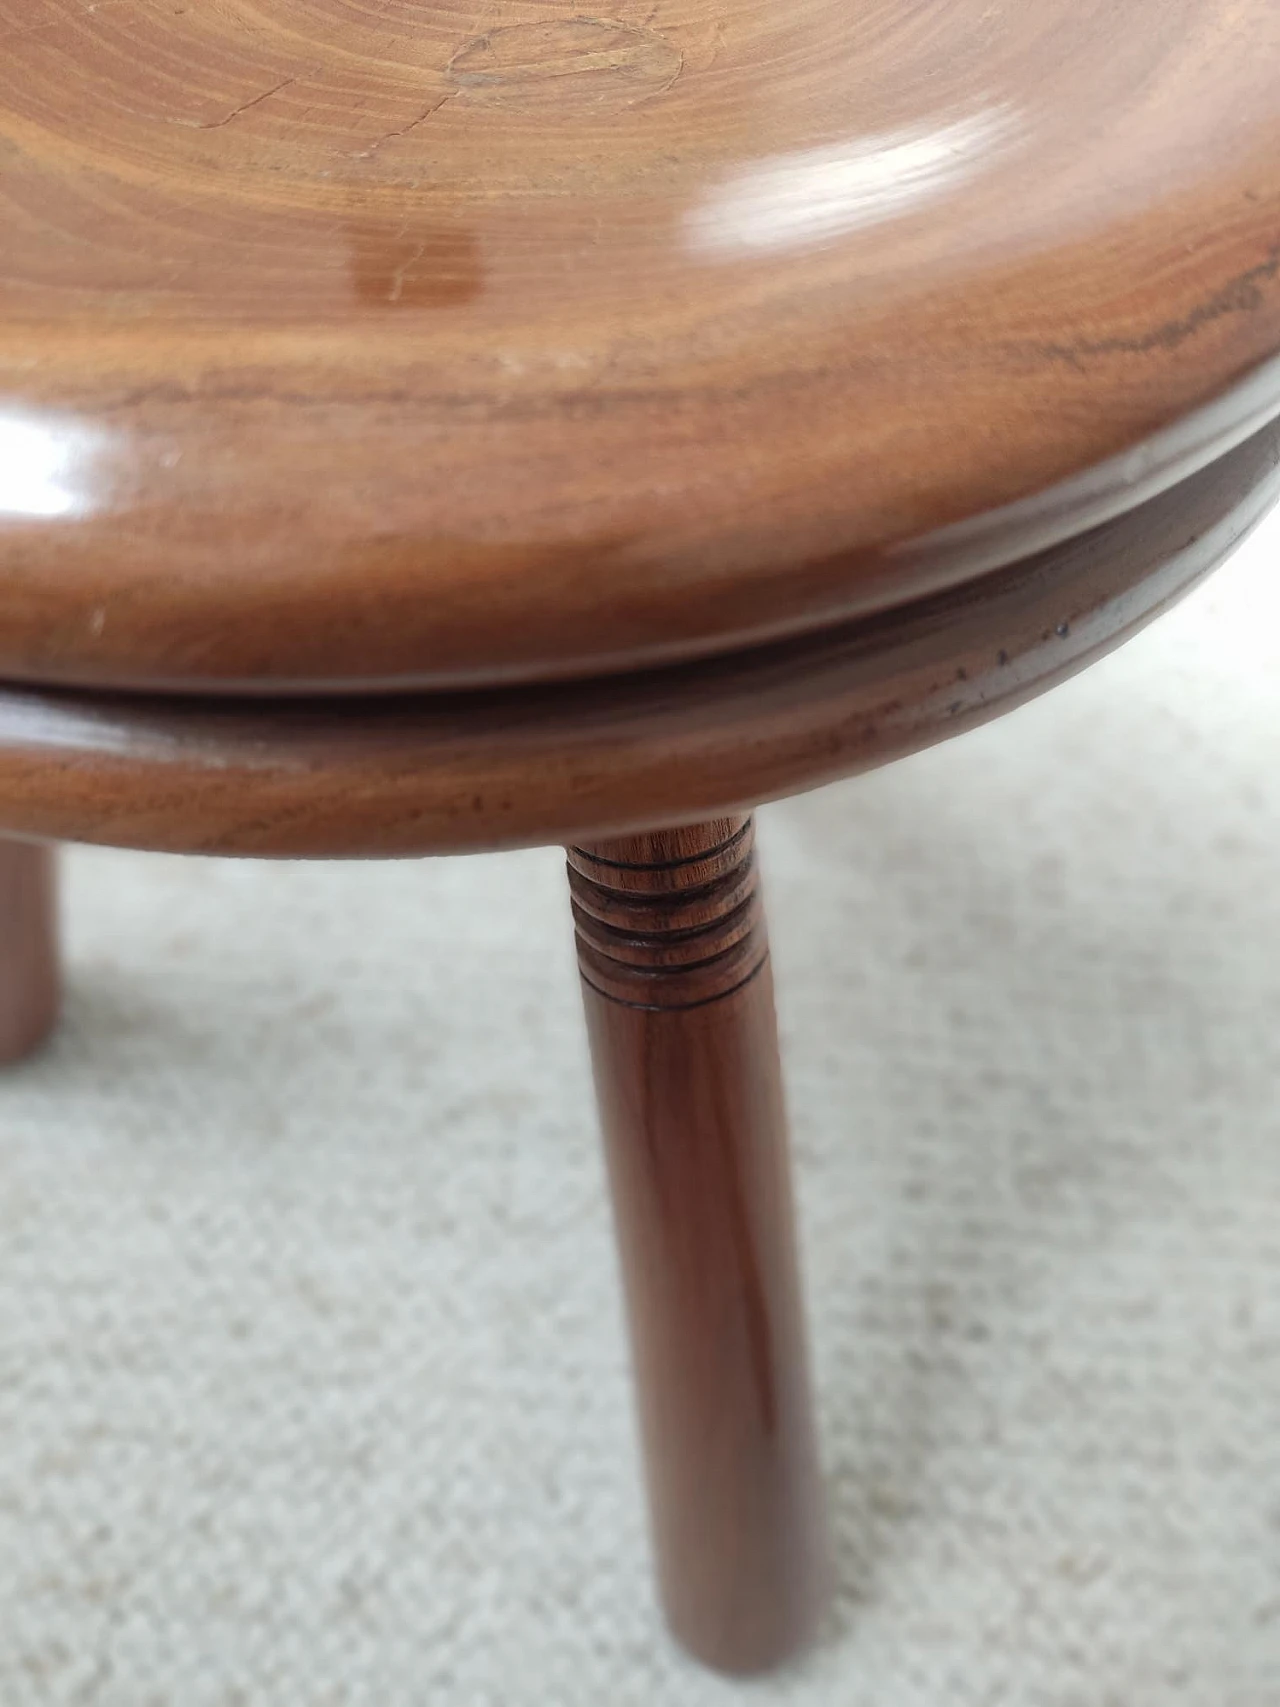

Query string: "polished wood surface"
[[0, 0, 1278, 690], [0, 840, 59, 1062], [0, 416, 1273, 857], [571, 818, 827, 1672]]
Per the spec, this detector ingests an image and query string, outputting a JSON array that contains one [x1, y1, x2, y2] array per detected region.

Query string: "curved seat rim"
[[0, 352, 1278, 701], [0, 414, 1274, 858]]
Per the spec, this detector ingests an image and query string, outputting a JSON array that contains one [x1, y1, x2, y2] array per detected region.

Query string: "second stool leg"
[[568, 816, 828, 1675], [0, 839, 60, 1064]]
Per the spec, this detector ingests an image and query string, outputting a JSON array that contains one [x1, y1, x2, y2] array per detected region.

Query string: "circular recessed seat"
[[0, 0, 1278, 693]]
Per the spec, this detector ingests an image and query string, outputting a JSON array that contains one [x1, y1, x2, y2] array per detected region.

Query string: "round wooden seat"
[[2, 0, 1279, 1681], [0, 0, 1278, 693]]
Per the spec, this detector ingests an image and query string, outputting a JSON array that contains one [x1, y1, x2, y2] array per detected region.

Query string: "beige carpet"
[[2, 513, 1279, 1705]]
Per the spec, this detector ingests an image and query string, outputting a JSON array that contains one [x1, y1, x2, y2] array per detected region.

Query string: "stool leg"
[[568, 816, 828, 1675], [0, 840, 60, 1064]]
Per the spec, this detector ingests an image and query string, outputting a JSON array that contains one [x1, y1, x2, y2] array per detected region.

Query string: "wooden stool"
[[1, 0, 1278, 1674]]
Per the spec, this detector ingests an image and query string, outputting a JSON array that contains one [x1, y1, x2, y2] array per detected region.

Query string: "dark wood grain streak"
[[0, 416, 1273, 858], [572, 818, 827, 1673], [0, 840, 59, 1063]]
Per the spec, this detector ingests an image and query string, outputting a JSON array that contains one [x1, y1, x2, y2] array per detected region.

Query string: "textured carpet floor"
[[2, 515, 1279, 1705]]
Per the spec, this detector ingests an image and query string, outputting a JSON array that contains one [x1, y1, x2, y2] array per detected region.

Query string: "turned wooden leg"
[[0, 840, 59, 1064], [568, 815, 828, 1674]]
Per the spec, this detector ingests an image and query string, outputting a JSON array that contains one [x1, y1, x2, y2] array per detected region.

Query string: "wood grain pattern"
[[0, 415, 1273, 858], [0, 0, 1278, 690], [571, 818, 827, 1672], [0, 840, 59, 1063]]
